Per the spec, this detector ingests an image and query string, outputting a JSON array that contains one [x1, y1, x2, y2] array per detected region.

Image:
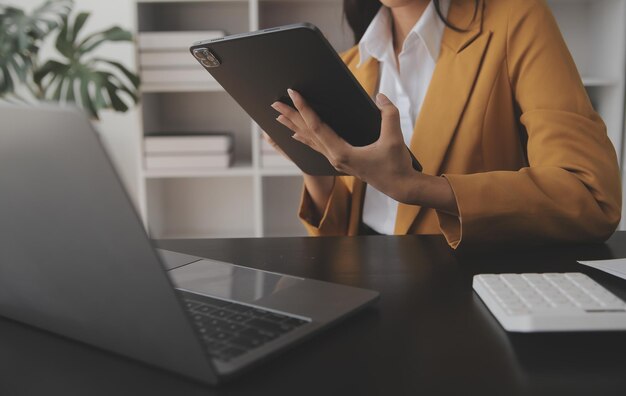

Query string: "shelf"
[[137, 0, 249, 34], [582, 77, 621, 87], [137, 0, 249, 4], [260, 0, 339, 2], [141, 81, 224, 93], [260, 166, 302, 176], [144, 162, 254, 178]]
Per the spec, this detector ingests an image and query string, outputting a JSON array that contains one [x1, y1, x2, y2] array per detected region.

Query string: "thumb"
[[375, 93, 403, 143]]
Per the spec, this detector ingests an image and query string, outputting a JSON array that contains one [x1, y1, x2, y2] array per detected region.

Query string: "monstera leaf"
[[0, 0, 72, 96], [34, 12, 140, 120]]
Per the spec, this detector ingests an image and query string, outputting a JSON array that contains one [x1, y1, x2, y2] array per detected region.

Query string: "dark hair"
[[343, 0, 479, 44]]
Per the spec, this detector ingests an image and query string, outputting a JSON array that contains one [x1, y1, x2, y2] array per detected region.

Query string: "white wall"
[[6, 0, 143, 208]]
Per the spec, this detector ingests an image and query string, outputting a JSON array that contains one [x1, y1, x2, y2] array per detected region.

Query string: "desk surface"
[[3, 233, 626, 396]]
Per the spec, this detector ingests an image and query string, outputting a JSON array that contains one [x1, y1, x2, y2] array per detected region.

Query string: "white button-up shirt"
[[359, 0, 449, 235]]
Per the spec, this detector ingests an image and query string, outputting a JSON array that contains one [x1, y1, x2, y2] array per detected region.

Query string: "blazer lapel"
[[349, 56, 379, 98], [395, 0, 492, 234]]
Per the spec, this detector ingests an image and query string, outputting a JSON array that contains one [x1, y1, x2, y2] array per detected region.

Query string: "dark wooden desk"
[[2, 233, 626, 396]]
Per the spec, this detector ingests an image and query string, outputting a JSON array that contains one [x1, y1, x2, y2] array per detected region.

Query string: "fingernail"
[[376, 93, 390, 106], [287, 88, 295, 98], [271, 102, 279, 110]]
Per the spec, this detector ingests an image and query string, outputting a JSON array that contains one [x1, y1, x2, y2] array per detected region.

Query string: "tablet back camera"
[[193, 48, 220, 68]]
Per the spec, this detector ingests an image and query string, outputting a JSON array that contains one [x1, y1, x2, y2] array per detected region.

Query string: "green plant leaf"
[[0, 0, 73, 98], [64, 75, 76, 103], [105, 82, 129, 113], [55, 15, 74, 59], [51, 74, 66, 101], [30, 5, 140, 119], [95, 58, 140, 88], [80, 76, 98, 119], [0, 64, 13, 94], [70, 12, 89, 43], [78, 26, 132, 55], [34, 59, 69, 86]]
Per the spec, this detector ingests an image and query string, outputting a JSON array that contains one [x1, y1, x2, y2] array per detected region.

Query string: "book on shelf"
[[141, 68, 214, 84], [145, 152, 233, 170], [138, 30, 225, 51], [144, 133, 233, 154]]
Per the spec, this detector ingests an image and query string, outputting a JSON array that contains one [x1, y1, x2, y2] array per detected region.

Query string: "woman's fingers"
[[275, 115, 299, 135], [375, 93, 404, 146], [271, 89, 354, 172], [275, 115, 320, 151], [287, 89, 324, 135], [271, 101, 307, 132], [287, 89, 349, 153]]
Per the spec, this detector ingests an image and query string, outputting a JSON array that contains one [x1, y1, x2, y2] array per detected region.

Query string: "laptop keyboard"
[[178, 291, 309, 362]]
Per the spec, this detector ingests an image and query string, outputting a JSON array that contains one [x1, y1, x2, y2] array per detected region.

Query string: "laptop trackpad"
[[168, 259, 304, 303]]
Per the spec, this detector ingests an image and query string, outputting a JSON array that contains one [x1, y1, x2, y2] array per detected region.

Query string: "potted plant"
[[0, 0, 140, 120]]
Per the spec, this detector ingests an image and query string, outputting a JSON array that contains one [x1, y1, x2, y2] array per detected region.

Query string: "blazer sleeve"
[[298, 176, 352, 236], [437, 0, 622, 248]]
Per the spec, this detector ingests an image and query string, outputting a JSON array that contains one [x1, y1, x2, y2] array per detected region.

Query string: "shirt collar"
[[357, 0, 450, 67]]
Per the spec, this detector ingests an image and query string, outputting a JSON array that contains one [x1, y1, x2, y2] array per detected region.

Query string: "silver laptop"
[[0, 104, 379, 385]]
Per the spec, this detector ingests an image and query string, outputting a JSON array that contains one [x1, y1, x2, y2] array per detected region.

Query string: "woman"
[[268, 0, 621, 248]]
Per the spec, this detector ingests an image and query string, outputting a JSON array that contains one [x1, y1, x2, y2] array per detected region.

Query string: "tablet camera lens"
[[193, 48, 220, 68]]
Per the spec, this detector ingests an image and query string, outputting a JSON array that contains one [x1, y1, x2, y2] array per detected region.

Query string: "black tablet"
[[190, 23, 422, 175]]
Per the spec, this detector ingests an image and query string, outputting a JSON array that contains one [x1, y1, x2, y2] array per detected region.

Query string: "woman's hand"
[[271, 89, 459, 216], [272, 90, 416, 203]]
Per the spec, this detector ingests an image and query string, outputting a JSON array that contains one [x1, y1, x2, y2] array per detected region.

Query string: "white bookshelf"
[[134, 0, 626, 239], [135, 0, 350, 239]]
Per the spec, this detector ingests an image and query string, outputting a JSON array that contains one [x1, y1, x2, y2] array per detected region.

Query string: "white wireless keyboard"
[[473, 273, 626, 332]]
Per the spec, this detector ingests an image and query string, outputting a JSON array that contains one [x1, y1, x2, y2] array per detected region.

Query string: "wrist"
[[397, 172, 459, 216], [395, 170, 427, 204]]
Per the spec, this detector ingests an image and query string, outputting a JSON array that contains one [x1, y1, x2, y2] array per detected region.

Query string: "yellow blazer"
[[298, 0, 622, 248]]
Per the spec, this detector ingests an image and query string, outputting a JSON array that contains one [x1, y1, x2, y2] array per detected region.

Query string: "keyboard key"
[[230, 314, 252, 323], [223, 322, 246, 333], [506, 306, 530, 316], [206, 318, 233, 332], [208, 331, 235, 342], [195, 305, 218, 315], [192, 314, 207, 323], [211, 309, 235, 319], [185, 300, 202, 310]]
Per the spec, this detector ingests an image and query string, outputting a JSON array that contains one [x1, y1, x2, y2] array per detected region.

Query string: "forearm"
[[302, 174, 335, 223], [399, 172, 459, 216]]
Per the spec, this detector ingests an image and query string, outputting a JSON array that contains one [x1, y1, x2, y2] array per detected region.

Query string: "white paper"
[[578, 258, 626, 281]]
